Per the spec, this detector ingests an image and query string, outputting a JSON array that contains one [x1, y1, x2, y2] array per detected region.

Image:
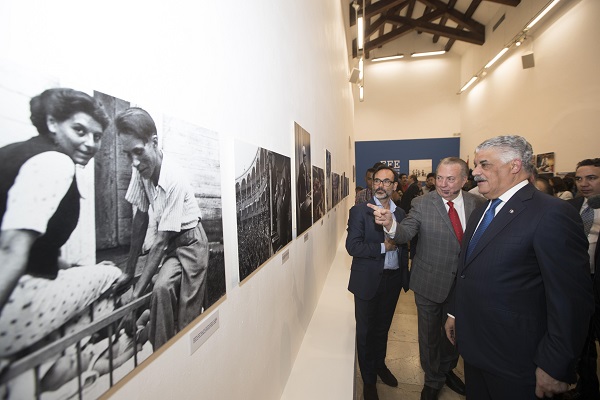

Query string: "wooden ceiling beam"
[[445, 9, 485, 34], [406, 0, 416, 18], [366, 17, 386, 37], [419, 0, 485, 33], [432, 0, 457, 43], [364, 25, 413, 57], [385, 14, 484, 45], [485, 0, 520, 5], [355, 0, 522, 56], [365, 0, 409, 18]]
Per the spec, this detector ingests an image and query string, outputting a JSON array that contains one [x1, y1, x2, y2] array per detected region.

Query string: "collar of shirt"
[[492, 179, 529, 215], [141, 153, 170, 204], [374, 196, 397, 219], [442, 190, 464, 208], [156, 152, 171, 193], [582, 197, 590, 211], [443, 190, 466, 229]]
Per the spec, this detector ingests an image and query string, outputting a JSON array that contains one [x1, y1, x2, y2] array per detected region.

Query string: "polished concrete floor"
[[354, 290, 465, 400]]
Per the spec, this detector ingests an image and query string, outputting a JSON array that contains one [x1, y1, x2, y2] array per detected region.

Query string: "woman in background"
[[550, 176, 574, 200]]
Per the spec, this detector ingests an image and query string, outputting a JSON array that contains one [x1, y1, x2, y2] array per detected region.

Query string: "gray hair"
[[437, 157, 469, 178], [475, 135, 535, 175]]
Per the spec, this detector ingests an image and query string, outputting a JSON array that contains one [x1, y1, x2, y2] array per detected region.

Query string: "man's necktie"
[[582, 205, 594, 236], [447, 201, 463, 245], [466, 198, 502, 259]]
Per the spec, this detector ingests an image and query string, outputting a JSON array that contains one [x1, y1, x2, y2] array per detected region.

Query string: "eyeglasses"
[[373, 178, 394, 187]]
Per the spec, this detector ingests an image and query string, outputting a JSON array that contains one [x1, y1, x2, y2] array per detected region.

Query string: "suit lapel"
[[463, 184, 533, 269], [463, 192, 477, 217], [432, 193, 456, 235], [367, 197, 385, 242]]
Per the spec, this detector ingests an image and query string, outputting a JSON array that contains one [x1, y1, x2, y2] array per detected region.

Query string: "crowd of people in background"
[[238, 213, 273, 281], [357, 160, 585, 212]]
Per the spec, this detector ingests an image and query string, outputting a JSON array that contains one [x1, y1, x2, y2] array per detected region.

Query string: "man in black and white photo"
[[113, 107, 209, 350]]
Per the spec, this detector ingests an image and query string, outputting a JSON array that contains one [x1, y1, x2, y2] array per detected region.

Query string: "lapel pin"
[[509, 209, 514, 213]]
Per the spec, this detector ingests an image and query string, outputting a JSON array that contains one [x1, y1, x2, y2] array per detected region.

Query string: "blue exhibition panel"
[[355, 137, 460, 187]]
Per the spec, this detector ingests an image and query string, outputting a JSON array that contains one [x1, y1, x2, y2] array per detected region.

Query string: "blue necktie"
[[582, 205, 594, 236], [466, 198, 502, 259]]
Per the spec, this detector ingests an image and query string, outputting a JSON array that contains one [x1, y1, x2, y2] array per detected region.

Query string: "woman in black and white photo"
[[0, 88, 122, 396]]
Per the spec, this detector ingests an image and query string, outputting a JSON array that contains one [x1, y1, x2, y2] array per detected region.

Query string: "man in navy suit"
[[444, 136, 593, 399], [346, 165, 409, 400], [565, 158, 600, 400]]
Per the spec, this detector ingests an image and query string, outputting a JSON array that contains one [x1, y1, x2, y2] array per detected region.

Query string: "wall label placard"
[[189, 310, 220, 355], [282, 249, 290, 264]]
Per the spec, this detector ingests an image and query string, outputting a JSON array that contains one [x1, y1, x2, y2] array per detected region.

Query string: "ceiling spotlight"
[[526, 0, 561, 30], [359, 57, 364, 80], [460, 76, 478, 93], [372, 54, 404, 62], [484, 47, 509, 69], [411, 50, 446, 58]]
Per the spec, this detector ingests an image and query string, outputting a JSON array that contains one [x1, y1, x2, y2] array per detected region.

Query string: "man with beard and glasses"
[[346, 165, 410, 400]]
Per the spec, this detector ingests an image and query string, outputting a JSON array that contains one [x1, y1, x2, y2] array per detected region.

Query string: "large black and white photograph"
[[294, 123, 312, 236], [235, 141, 292, 283], [325, 150, 332, 212], [0, 83, 225, 399], [312, 166, 325, 223]]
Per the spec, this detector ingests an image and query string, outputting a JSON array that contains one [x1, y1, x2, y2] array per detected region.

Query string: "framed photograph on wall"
[[535, 152, 555, 174], [295, 123, 312, 235], [312, 165, 325, 222], [0, 82, 226, 399], [326, 149, 332, 212], [235, 141, 292, 282]]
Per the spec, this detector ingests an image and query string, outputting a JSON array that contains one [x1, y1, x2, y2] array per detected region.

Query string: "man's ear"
[[511, 159, 523, 174], [151, 135, 159, 147]]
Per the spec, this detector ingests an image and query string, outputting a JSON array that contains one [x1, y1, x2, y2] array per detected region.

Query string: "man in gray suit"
[[369, 157, 485, 400]]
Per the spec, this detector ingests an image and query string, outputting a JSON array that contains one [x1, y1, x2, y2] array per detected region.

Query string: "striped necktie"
[[582, 205, 594, 236]]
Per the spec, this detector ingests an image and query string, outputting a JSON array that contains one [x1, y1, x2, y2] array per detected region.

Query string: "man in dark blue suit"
[[346, 165, 410, 400], [564, 158, 600, 400], [444, 136, 594, 399]]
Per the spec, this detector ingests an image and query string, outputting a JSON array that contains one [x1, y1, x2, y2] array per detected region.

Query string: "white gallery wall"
[[0, 1, 354, 399], [353, 54, 462, 141], [354, 0, 600, 172], [459, 0, 600, 172]]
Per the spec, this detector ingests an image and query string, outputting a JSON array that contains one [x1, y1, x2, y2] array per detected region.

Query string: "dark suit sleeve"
[[533, 201, 594, 382], [400, 184, 419, 214], [346, 204, 383, 260]]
